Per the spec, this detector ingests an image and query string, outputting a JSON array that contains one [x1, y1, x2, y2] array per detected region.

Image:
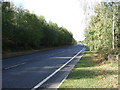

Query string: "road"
[[2, 44, 86, 89]]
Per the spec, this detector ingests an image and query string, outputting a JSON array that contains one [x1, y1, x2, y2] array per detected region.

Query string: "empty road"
[[2, 44, 86, 89]]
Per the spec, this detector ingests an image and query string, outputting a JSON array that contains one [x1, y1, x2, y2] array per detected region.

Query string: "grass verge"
[[59, 51, 118, 88]]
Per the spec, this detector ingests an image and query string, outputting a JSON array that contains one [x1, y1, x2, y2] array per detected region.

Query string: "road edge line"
[[56, 55, 84, 88], [31, 47, 86, 90], [57, 48, 86, 88]]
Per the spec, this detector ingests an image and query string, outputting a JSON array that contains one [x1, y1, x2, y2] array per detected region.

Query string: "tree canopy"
[[83, 2, 120, 59], [2, 2, 76, 51]]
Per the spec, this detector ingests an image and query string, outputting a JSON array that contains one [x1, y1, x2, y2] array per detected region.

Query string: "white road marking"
[[4, 50, 65, 70], [4, 62, 26, 70], [31, 47, 86, 90], [56, 54, 84, 88]]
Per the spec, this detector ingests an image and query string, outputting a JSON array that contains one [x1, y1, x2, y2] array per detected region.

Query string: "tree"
[[2, 2, 16, 50], [83, 2, 119, 59], [2, 2, 76, 51]]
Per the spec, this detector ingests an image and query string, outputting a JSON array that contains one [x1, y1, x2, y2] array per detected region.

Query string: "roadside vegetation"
[[83, 2, 120, 62], [60, 1, 119, 89], [60, 50, 118, 88], [2, 2, 76, 54]]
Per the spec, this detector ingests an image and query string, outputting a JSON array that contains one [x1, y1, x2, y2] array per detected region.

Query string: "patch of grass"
[[59, 51, 118, 88]]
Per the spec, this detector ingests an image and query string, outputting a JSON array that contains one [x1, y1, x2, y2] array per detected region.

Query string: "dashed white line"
[[4, 62, 26, 70], [31, 47, 85, 90]]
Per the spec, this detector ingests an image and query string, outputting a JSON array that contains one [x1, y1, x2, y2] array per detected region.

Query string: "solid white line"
[[57, 49, 86, 88], [4, 62, 26, 70], [31, 47, 85, 90], [56, 54, 84, 88]]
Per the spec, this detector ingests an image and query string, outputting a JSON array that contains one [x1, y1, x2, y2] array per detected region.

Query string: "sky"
[[10, 0, 102, 41]]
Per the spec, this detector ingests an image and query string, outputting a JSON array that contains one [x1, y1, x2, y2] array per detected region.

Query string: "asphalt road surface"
[[2, 44, 86, 89]]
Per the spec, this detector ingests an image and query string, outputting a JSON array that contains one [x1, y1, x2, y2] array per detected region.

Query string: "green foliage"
[[83, 2, 120, 59], [60, 51, 118, 88], [2, 2, 76, 51]]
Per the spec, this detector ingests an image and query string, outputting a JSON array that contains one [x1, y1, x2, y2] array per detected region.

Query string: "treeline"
[[2, 2, 76, 51], [83, 2, 120, 60]]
